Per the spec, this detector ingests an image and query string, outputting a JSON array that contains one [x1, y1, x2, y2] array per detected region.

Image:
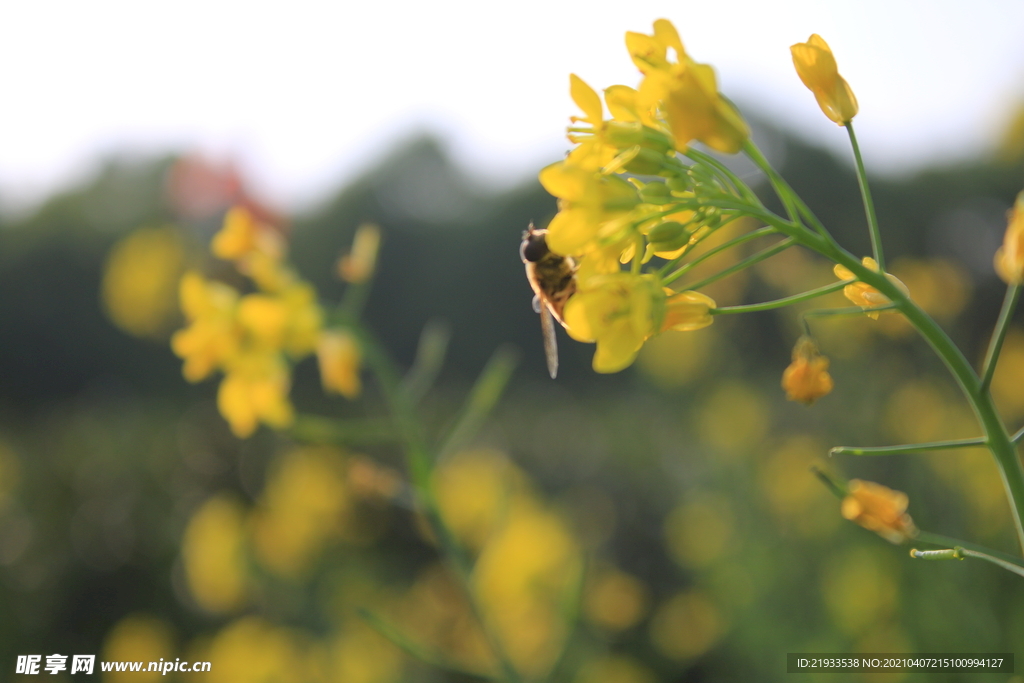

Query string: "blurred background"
[[4, 1, 1024, 681]]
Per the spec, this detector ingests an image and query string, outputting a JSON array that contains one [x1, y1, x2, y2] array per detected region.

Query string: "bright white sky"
[[2, 0, 1023, 213]]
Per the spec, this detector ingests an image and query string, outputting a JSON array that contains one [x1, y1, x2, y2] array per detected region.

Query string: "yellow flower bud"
[[661, 290, 715, 332], [833, 257, 910, 319], [781, 336, 833, 405], [995, 192, 1024, 285], [317, 329, 362, 399], [790, 34, 859, 125], [841, 479, 917, 544], [337, 223, 382, 284]]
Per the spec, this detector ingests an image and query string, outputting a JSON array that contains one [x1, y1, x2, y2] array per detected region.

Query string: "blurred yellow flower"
[[834, 257, 909, 319], [206, 617, 304, 683], [995, 192, 1024, 285], [101, 615, 175, 683], [212, 205, 284, 263], [583, 565, 649, 631], [629, 19, 749, 153], [181, 495, 248, 613], [573, 655, 657, 683], [171, 271, 241, 382], [101, 226, 186, 338], [474, 497, 581, 677], [250, 447, 349, 578], [791, 34, 859, 125], [563, 273, 664, 373], [218, 352, 295, 438], [649, 589, 725, 661], [317, 329, 362, 399], [781, 336, 833, 405], [433, 449, 518, 551], [338, 223, 382, 284], [841, 479, 918, 544]]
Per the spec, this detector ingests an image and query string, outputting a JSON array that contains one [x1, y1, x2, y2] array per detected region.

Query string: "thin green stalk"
[[684, 147, 759, 203], [742, 140, 800, 226], [908, 546, 1024, 582], [981, 284, 1023, 393], [710, 280, 849, 315], [345, 318, 523, 683], [916, 530, 1024, 566], [829, 437, 987, 457], [658, 225, 776, 280], [845, 122, 885, 270], [399, 320, 452, 405], [359, 609, 498, 681], [666, 237, 794, 289], [802, 303, 896, 319], [1014, 426, 1024, 444], [289, 415, 400, 447]]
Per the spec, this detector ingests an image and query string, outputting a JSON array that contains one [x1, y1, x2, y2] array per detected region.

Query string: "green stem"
[[359, 609, 499, 680], [912, 534, 1024, 578], [710, 280, 849, 315], [289, 415, 400, 446], [667, 237, 794, 289], [916, 530, 1024, 568], [658, 226, 777, 280], [981, 284, 1022, 393], [1014, 426, 1024, 444], [345, 318, 523, 683], [742, 140, 800, 226], [803, 303, 896, 319], [684, 148, 760, 203], [829, 437, 987, 457], [845, 122, 885, 270]]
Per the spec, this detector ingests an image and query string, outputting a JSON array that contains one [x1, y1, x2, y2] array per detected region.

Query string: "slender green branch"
[[710, 280, 849, 315], [1014, 426, 1024, 444], [916, 530, 1024, 566], [829, 437, 987, 457], [658, 225, 776, 279], [667, 237, 794, 289], [359, 609, 498, 681], [845, 122, 884, 270], [684, 148, 759, 203], [742, 140, 800, 226], [981, 284, 1023, 393], [910, 543, 1024, 579], [810, 465, 848, 498], [803, 303, 896, 319], [399, 320, 452, 405], [345, 318, 523, 683], [437, 346, 519, 458]]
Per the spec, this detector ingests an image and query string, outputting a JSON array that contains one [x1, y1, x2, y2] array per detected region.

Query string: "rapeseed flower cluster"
[[171, 206, 363, 437]]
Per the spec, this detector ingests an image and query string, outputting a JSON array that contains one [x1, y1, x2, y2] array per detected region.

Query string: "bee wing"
[[540, 304, 559, 379]]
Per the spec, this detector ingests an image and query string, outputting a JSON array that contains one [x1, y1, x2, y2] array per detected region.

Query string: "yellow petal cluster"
[[563, 273, 665, 373], [841, 479, 918, 544], [172, 206, 365, 438], [995, 192, 1024, 285], [317, 329, 362, 399], [834, 257, 910, 319], [630, 19, 749, 154], [781, 336, 833, 405], [791, 34, 859, 125]]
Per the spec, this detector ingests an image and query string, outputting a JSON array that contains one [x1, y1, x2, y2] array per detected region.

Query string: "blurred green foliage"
[[2, 123, 1024, 682]]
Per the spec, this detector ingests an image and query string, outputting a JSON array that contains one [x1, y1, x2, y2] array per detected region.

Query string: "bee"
[[520, 224, 577, 378]]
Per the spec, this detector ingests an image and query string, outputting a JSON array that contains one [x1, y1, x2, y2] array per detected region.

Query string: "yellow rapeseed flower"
[[834, 257, 910, 319], [791, 34, 859, 125], [217, 352, 295, 438], [213, 205, 284, 263], [316, 329, 362, 399], [628, 19, 749, 154], [171, 272, 241, 382], [995, 192, 1024, 285], [841, 479, 918, 544], [538, 161, 638, 256], [781, 336, 833, 405], [563, 273, 664, 373]]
